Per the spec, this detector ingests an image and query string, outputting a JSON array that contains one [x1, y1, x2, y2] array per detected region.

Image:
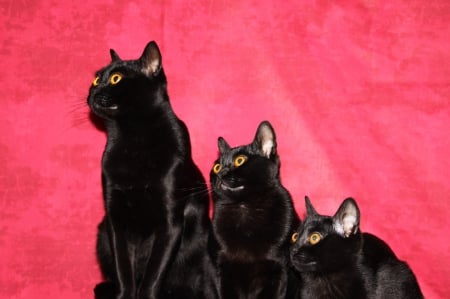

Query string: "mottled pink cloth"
[[1, 1, 449, 298]]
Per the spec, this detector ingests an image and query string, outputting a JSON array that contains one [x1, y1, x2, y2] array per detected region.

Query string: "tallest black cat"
[[87, 41, 216, 299]]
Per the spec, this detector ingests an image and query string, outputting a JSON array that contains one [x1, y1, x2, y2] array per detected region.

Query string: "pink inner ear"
[[261, 140, 273, 157], [342, 214, 357, 237], [149, 58, 160, 74], [140, 42, 161, 76], [258, 125, 274, 157], [142, 58, 160, 76]]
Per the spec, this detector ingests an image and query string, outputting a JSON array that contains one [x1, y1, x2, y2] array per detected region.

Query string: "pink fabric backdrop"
[[1, 0, 449, 298]]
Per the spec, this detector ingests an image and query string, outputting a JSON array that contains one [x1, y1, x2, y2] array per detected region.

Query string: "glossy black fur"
[[87, 41, 216, 299], [210, 121, 299, 299], [289, 197, 423, 299]]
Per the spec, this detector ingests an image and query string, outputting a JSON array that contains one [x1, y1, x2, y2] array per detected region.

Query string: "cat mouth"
[[94, 102, 118, 110], [220, 183, 244, 192], [291, 259, 317, 272]]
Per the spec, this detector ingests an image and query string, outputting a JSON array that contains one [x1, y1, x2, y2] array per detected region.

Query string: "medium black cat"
[[289, 196, 423, 299], [87, 41, 216, 299], [210, 121, 299, 299]]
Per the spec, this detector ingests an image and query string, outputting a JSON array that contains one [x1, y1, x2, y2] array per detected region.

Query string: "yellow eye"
[[213, 163, 222, 174], [234, 155, 247, 167], [291, 232, 299, 244], [109, 73, 122, 85], [309, 232, 322, 245], [92, 76, 100, 86]]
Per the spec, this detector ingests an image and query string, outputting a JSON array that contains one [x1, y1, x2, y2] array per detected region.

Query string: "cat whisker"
[[61, 98, 90, 129], [177, 188, 211, 197]]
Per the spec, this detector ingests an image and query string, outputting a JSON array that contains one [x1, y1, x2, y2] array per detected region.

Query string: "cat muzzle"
[[94, 97, 118, 110]]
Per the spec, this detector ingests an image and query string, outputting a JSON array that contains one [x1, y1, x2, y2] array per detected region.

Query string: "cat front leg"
[[258, 266, 287, 299], [109, 220, 137, 299], [95, 218, 118, 299], [137, 222, 182, 299]]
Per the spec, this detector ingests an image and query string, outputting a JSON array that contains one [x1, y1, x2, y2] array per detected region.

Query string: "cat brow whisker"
[[59, 97, 97, 133]]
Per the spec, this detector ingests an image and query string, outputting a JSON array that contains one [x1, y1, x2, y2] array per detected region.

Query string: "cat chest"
[[101, 143, 175, 179], [105, 184, 168, 222], [214, 207, 283, 257], [301, 273, 366, 299], [214, 203, 285, 235]]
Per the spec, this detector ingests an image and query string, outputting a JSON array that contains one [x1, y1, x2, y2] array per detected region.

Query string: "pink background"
[[1, 0, 449, 298]]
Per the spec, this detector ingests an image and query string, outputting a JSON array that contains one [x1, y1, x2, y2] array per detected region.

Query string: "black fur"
[[289, 196, 424, 299], [87, 41, 216, 299], [210, 121, 299, 299]]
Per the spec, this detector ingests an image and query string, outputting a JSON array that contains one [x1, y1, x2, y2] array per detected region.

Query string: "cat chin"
[[292, 261, 318, 273]]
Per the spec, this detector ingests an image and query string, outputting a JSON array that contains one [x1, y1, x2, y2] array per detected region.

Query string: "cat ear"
[[139, 41, 162, 76], [332, 198, 360, 237], [253, 121, 277, 158], [218, 137, 231, 154], [305, 196, 319, 216], [110, 49, 122, 62]]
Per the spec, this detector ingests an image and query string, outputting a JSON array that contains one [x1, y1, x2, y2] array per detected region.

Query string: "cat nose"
[[95, 95, 110, 107], [217, 167, 229, 177], [290, 245, 300, 256]]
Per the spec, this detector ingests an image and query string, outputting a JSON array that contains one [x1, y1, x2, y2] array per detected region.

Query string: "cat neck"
[[105, 102, 179, 134], [300, 268, 366, 299], [214, 184, 287, 206], [102, 102, 189, 157]]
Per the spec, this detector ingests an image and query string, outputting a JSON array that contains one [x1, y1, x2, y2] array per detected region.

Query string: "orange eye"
[[309, 232, 322, 245], [234, 155, 247, 167], [213, 163, 222, 174], [291, 232, 299, 244], [109, 73, 122, 85], [92, 76, 100, 86]]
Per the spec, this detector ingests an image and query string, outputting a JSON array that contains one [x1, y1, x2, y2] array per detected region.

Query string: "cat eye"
[[213, 163, 222, 174], [291, 232, 299, 244], [109, 73, 123, 85], [309, 232, 322, 245], [92, 76, 100, 86], [234, 155, 247, 167]]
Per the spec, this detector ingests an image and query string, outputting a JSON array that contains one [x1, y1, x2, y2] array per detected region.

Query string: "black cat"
[[289, 196, 424, 299], [87, 41, 216, 299], [210, 121, 299, 299]]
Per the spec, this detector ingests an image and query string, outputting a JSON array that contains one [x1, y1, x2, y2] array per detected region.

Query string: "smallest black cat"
[[289, 196, 423, 299]]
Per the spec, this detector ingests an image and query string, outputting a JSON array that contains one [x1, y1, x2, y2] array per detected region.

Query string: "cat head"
[[290, 196, 361, 273], [87, 41, 167, 120], [210, 121, 281, 201]]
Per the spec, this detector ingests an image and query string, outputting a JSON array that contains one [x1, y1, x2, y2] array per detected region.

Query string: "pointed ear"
[[218, 137, 231, 154], [333, 198, 360, 237], [139, 41, 162, 76], [110, 49, 121, 62], [305, 196, 319, 216], [253, 121, 277, 158]]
